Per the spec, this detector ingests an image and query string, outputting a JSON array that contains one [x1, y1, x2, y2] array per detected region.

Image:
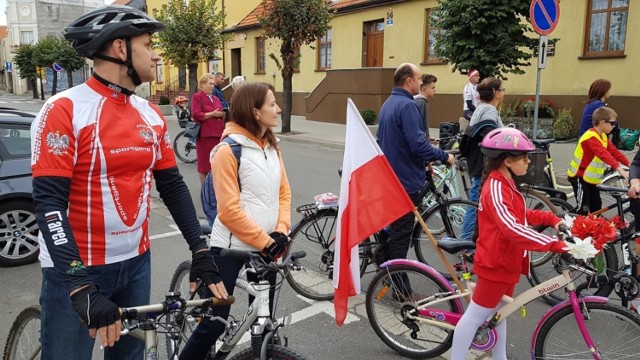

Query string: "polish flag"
[[334, 99, 416, 326]]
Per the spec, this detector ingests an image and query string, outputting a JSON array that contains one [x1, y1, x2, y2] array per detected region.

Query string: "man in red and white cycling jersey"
[[30, 5, 227, 359]]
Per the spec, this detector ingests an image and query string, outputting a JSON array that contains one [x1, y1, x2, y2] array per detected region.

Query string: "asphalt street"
[[1, 95, 637, 359]]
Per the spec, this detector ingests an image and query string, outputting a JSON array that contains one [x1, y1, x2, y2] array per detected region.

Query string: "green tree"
[[57, 39, 86, 88], [33, 36, 60, 96], [432, 0, 537, 79], [13, 44, 38, 99], [259, 0, 332, 133], [155, 0, 226, 98]]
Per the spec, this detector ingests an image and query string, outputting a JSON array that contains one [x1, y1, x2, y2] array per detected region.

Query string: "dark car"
[[0, 108, 38, 266]]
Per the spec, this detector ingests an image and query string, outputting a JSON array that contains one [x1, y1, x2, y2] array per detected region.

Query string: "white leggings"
[[449, 300, 507, 360]]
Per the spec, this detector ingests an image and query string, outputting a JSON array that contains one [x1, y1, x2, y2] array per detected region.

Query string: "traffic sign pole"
[[533, 35, 548, 140], [530, 0, 558, 140]]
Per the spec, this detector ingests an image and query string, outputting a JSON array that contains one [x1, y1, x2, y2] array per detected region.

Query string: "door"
[[231, 48, 242, 78], [363, 20, 385, 67]]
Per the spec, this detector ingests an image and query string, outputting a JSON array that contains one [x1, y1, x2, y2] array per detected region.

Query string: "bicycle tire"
[[533, 301, 640, 359], [173, 131, 197, 164], [285, 209, 367, 301], [529, 197, 574, 269], [521, 188, 561, 269], [227, 344, 307, 360], [166, 260, 201, 358], [528, 245, 618, 305], [413, 199, 478, 279], [2, 306, 41, 360], [600, 173, 628, 218], [365, 264, 463, 358]]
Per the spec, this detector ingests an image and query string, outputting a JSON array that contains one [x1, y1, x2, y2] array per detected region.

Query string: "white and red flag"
[[333, 99, 415, 326]]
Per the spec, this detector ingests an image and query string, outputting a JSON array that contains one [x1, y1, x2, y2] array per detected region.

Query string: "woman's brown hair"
[[229, 82, 278, 150], [476, 77, 503, 102], [587, 79, 611, 103]]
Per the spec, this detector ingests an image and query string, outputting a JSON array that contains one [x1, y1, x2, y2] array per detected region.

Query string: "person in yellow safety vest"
[[567, 106, 629, 214]]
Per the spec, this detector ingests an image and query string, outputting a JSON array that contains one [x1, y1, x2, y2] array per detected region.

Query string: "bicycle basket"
[[514, 150, 547, 187]]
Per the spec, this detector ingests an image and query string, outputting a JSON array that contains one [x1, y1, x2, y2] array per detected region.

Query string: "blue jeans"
[[40, 251, 151, 360], [460, 176, 481, 240]]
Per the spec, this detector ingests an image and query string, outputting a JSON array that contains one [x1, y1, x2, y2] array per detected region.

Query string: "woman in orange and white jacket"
[[451, 128, 569, 360], [180, 82, 291, 359]]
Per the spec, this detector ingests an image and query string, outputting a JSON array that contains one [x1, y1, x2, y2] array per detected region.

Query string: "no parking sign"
[[530, 0, 559, 36]]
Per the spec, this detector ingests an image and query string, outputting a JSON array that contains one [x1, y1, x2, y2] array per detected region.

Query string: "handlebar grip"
[[557, 224, 570, 235], [210, 296, 236, 307], [220, 248, 252, 262]]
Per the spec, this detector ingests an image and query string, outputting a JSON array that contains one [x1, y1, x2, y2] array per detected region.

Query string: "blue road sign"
[[530, 0, 559, 36], [52, 62, 64, 72]]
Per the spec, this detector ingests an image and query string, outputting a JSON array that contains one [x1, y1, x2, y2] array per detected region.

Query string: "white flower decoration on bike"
[[563, 214, 575, 231], [566, 236, 598, 261]]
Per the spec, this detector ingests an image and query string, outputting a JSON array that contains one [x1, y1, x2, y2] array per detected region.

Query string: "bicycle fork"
[[569, 292, 603, 360]]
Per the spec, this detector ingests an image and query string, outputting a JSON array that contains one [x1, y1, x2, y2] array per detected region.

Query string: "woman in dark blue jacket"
[[578, 79, 611, 138]]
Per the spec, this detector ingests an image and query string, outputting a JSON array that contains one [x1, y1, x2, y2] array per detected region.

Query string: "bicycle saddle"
[[532, 138, 556, 147], [438, 237, 476, 254]]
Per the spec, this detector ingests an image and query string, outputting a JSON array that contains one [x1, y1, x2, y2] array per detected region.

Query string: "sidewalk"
[[273, 115, 635, 177]]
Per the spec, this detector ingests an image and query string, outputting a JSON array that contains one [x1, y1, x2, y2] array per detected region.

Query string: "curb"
[[277, 133, 345, 150]]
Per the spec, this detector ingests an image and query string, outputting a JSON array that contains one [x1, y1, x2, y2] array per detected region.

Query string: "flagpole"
[[412, 208, 471, 303]]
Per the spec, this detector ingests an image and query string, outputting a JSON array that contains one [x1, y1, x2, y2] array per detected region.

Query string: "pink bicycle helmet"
[[480, 127, 535, 159]]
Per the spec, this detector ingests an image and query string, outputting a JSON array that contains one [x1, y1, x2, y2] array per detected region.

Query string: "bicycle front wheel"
[[173, 131, 197, 163], [166, 260, 201, 358], [533, 301, 640, 359], [366, 264, 463, 358], [286, 209, 338, 301], [413, 199, 478, 278], [2, 306, 41, 360], [228, 344, 307, 360]]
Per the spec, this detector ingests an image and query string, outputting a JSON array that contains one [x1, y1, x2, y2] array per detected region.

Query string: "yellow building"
[[223, 0, 639, 128]]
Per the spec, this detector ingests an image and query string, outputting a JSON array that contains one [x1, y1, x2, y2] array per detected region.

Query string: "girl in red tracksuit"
[[451, 127, 569, 360]]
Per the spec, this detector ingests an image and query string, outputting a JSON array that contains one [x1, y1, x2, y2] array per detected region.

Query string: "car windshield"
[[0, 125, 31, 158]]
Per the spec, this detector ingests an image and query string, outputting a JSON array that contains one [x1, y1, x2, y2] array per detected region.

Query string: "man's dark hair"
[[420, 74, 437, 89], [393, 64, 415, 87]]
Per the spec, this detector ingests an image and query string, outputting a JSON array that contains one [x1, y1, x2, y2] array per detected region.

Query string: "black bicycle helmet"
[[64, 5, 164, 85]]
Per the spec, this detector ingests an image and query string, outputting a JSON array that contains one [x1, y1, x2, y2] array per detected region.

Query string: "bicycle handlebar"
[[220, 248, 307, 272], [119, 296, 236, 320]]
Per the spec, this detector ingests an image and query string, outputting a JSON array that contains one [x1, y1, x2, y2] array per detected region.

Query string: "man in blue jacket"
[[377, 63, 454, 298]]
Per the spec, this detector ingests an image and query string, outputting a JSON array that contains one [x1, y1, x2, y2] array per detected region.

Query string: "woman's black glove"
[[189, 250, 223, 285], [263, 231, 290, 261], [70, 284, 120, 329]]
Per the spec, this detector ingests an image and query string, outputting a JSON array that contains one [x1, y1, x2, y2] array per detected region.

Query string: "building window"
[[423, 9, 444, 64], [256, 37, 266, 74], [583, 0, 628, 57], [20, 31, 34, 44], [317, 28, 332, 70]]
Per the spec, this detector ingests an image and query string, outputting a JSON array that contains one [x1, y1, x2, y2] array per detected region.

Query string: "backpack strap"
[[221, 137, 242, 191]]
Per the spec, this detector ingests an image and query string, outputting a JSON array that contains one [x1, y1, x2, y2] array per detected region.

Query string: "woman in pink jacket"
[[451, 128, 569, 359], [191, 73, 226, 183]]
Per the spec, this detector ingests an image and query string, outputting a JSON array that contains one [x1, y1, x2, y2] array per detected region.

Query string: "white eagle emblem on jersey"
[[46, 131, 70, 155], [139, 129, 154, 143], [164, 133, 173, 149]]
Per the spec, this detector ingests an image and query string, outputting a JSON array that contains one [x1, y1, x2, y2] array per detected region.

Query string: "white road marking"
[[149, 230, 182, 240]]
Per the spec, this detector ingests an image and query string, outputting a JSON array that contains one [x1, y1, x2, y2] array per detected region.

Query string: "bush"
[[552, 107, 575, 140], [360, 109, 377, 125], [499, 97, 521, 118], [159, 96, 171, 105], [521, 97, 555, 118]]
